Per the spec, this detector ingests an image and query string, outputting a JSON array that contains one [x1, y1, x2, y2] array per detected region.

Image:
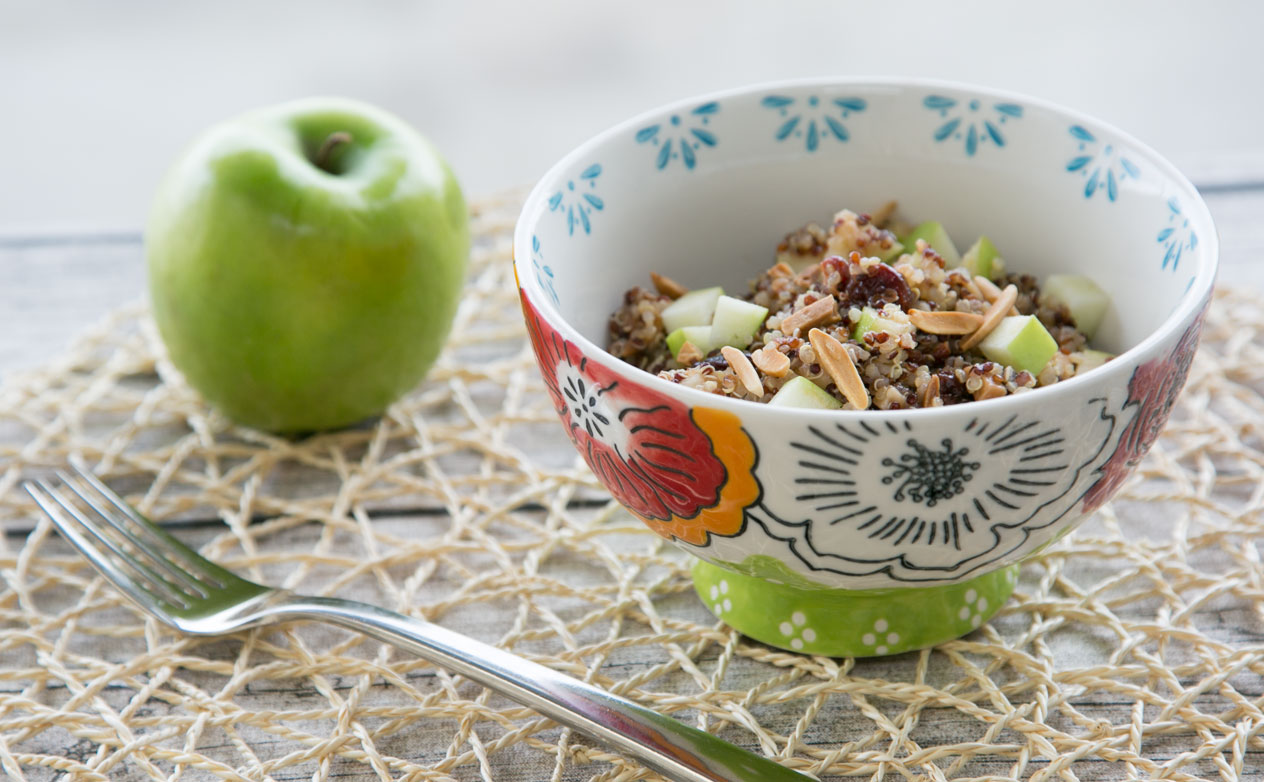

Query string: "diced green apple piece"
[[851, 306, 901, 341], [1042, 274, 1110, 339], [851, 309, 877, 341], [978, 315, 1059, 375], [900, 221, 960, 266], [666, 326, 713, 359], [961, 235, 1006, 279], [710, 295, 769, 350], [661, 286, 724, 333], [768, 376, 843, 410], [1069, 348, 1114, 373]]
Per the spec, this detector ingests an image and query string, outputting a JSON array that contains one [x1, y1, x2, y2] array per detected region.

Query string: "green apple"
[[851, 306, 901, 342], [1042, 273, 1110, 339], [666, 326, 713, 359], [961, 235, 1006, 279], [978, 315, 1059, 375], [710, 295, 768, 350], [768, 376, 842, 409], [661, 286, 724, 333], [900, 221, 960, 266], [146, 97, 469, 432]]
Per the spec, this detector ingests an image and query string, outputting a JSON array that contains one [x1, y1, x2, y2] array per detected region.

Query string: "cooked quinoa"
[[606, 206, 1102, 410]]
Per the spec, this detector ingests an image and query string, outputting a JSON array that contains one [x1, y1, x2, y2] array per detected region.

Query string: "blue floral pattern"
[[1158, 198, 1199, 272], [548, 164, 604, 236], [635, 102, 719, 171], [530, 235, 559, 305], [1065, 126, 1140, 201], [923, 96, 1022, 156], [761, 95, 866, 152]]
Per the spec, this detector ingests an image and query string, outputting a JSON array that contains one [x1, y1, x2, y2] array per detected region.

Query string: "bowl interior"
[[518, 80, 1214, 361]]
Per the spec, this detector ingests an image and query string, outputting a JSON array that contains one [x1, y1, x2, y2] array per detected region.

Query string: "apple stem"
[[314, 131, 353, 173]]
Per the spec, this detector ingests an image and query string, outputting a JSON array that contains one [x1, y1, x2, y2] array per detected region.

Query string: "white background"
[[2, 0, 1262, 234]]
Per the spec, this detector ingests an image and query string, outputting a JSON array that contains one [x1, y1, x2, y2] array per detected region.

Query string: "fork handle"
[[269, 595, 811, 782]]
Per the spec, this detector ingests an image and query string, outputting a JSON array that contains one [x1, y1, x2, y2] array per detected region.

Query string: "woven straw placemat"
[[1, 192, 1262, 782]]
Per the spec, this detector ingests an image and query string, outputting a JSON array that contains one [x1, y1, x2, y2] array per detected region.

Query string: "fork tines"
[[23, 467, 222, 611]]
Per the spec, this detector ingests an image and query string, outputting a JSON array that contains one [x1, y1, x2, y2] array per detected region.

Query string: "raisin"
[[843, 262, 914, 310], [935, 372, 972, 405], [696, 354, 730, 371]]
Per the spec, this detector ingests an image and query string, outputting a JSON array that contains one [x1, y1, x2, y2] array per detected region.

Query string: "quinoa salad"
[[606, 204, 1114, 410]]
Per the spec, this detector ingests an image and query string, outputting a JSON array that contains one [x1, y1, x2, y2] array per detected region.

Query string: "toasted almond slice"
[[920, 374, 941, 408], [676, 341, 703, 365], [721, 346, 764, 397], [770, 261, 795, 278], [780, 295, 839, 336], [808, 328, 869, 410], [960, 283, 1019, 350], [868, 200, 897, 228], [650, 272, 688, 299], [751, 345, 791, 377], [908, 309, 985, 335], [974, 275, 1000, 299], [974, 275, 1020, 316], [975, 377, 1008, 401]]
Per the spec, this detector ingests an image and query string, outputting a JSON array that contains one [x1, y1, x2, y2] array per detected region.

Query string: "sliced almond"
[[868, 200, 897, 228], [808, 328, 869, 410], [676, 341, 703, 365], [721, 346, 764, 397], [650, 271, 688, 299], [780, 295, 839, 336], [974, 275, 1020, 316], [974, 376, 1008, 401], [908, 309, 985, 335], [974, 275, 1000, 298], [960, 283, 1019, 350], [751, 345, 791, 377], [920, 374, 941, 408], [770, 261, 795, 278]]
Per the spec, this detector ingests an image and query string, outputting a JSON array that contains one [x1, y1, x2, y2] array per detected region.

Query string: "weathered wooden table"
[[1, 184, 1262, 781]]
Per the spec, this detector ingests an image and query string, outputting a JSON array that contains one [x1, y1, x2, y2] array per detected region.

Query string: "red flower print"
[[520, 293, 759, 544], [1082, 311, 1205, 513]]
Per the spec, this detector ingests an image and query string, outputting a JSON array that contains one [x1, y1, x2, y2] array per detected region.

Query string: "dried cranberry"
[[843, 262, 914, 310]]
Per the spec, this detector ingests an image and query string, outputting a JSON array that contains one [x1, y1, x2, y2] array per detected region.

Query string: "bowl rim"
[[513, 76, 1219, 420]]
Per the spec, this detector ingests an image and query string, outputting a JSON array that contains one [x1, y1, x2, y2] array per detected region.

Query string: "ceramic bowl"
[[513, 78, 1216, 656]]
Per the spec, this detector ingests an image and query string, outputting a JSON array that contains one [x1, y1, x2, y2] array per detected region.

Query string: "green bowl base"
[[692, 559, 1018, 657]]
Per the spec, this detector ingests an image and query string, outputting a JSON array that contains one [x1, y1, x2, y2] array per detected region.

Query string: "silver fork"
[[24, 466, 813, 782]]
